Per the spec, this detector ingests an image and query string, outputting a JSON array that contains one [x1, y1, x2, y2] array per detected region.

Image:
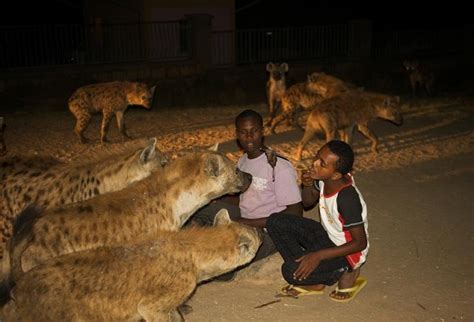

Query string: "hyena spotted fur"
[[294, 91, 403, 160], [402, 59, 435, 97], [3, 147, 252, 289], [265, 62, 288, 126], [68, 81, 156, 144], [0, 138, 167, 260], [1, 209, 261, 322], [269, 72, 358, 133]]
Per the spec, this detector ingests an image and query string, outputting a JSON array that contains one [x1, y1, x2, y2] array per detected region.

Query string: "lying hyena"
[[1, 209, 261, 322], [0, 138, 167, 260], [269, 72, 358, 133], [4, 147, 252, 287], [294, 91, 403, 160], [0, 117, 6, 156], [402, 59, 435, 97], [265, 62, 288, 126], [68, 81, 156, 144]]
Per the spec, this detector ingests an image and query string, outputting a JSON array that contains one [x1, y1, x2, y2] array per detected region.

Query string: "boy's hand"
[[301, 170, 314, 187], [293, 252, 322, 280]]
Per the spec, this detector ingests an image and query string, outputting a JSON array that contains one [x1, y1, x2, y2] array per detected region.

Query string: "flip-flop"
[[329, 277, 367, 303], [276, 284, 324, 298]]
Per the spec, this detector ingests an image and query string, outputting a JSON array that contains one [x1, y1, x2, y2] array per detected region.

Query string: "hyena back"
[[265, 62, 288, 126], [269, 72, 358, 133], [294, 91, 403, 160], [0, 138, 167, 260], [5, 148, 252, 287], [68, 81, 156, 143], [402, 59, 435, 97], [1, 209, 261, 322]]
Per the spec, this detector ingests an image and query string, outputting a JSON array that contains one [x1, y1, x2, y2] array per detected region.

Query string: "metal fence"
[[0, 21, 190, 68], [236, 24, 349, 64], [0, 21, 469, 69]]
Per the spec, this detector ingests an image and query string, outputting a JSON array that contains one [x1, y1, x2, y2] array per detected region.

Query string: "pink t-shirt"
[[237, 153, 302, 219]]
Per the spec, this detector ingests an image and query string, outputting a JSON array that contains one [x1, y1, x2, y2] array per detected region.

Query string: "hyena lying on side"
[[265, 62, 288, 126], [269, 72, 358, 133], [3, 147, 252, 287], [2, 209, 261, 322], [294, 91, 403, 160], [402, 59, 435, 97], [0, 139, 167, 259], [68, 81, 156, 144]]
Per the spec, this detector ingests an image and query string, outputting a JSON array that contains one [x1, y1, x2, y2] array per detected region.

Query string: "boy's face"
[[308, 145, 340, 181], [236, 116, 264, 156]]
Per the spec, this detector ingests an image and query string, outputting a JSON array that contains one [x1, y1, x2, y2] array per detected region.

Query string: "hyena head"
[[403, 59, 419, 72], [127, 82, 155, 109], [196, 146, 252, 198], [266, 62, 288, 82], [196, 208, 262, 281], [376, 95, 403, 125]]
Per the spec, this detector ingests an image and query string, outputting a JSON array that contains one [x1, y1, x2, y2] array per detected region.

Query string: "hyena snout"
[[236, 169, 252, 192], [271, 71, 284, 81]]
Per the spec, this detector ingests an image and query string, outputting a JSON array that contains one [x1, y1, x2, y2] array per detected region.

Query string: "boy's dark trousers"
[[266, 213, 349, 286]]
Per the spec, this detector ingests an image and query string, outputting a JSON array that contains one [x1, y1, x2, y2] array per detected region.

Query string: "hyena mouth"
[[237, 170, 252, 192]]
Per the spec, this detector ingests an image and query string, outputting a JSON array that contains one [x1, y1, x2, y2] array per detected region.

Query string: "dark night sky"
[[0, 0, 470, 30]]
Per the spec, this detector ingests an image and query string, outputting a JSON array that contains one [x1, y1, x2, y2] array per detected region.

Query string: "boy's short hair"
[[326, 140, 354, 175], [235, 109, 263, 128]]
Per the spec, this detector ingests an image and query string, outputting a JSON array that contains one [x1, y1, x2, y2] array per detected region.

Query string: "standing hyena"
[[68, 81, 156, 144], [294, 91, 403, 160], [269, 72, 358, 133], [0, 138, 167, 260], [1, 209, 262, 322], [3, 147, 252, 287], [265, 62, 288, 126], [402, 59, 435, 97]]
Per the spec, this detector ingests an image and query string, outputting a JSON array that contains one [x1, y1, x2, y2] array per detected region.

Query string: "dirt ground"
[[1, 87, 473, 321]]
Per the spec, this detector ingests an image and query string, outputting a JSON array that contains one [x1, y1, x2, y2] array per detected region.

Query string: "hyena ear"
[[140, 138, 157, 164], [238, 236, 251, 255], [208, 143, 219, 152], [266, 62, 274, 72], [213, 208, 232, 226], [281, 62, 289, 72], [204, 154, 221, 177], [150, 85, 156, 95]]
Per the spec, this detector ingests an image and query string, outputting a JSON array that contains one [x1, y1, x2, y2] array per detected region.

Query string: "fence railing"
[[0, 21, 190, 68], [0, 21, 470, 69]]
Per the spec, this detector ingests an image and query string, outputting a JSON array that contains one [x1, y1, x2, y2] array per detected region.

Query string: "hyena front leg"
[[294, 126, 318, 161], [357, 123, 379, 153], [74, 112, 92, 144], [100, 110, 114, 143], [115, 111, 131, 140]]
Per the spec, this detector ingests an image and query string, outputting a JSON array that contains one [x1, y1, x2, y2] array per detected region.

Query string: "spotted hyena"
[[0, 138, 167, 260], [3, 147, 252, 288], [0, 117, 6, 156], [265, 62, 288, 126], [1, 209, 261, 322], [294, 91, 403, 160], [269, 72, 358, 133], [402, 59, 435, 97], [68, 81, 156, 144]]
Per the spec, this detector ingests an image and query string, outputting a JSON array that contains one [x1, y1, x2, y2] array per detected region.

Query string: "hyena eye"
[[141, 95, 147, 100]]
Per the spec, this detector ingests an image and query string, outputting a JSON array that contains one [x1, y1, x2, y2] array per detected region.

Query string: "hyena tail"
[[0, 205, 42, 306]]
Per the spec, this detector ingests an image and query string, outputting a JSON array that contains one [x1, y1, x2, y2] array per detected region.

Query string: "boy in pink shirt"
[[190, 109, 302, 278]]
